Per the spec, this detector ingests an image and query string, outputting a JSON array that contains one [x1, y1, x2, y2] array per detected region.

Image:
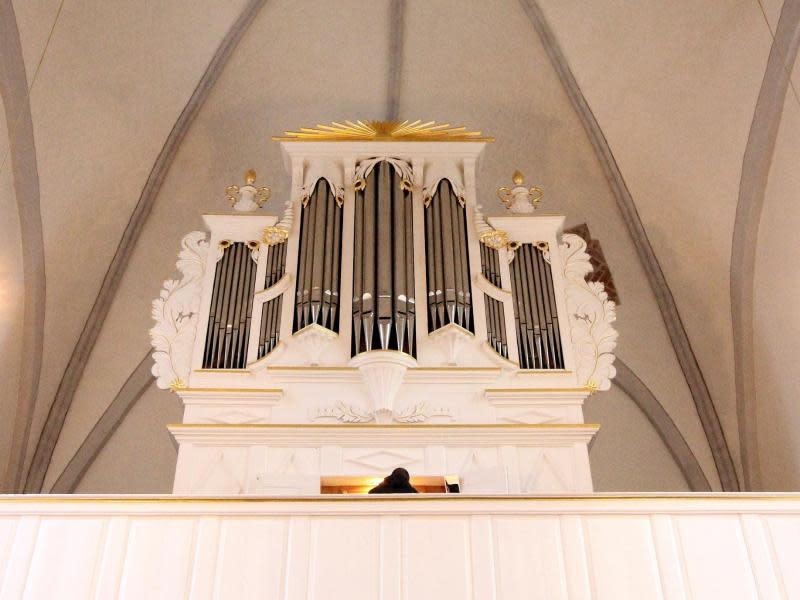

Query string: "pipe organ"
[[150, 120, 618, 496]]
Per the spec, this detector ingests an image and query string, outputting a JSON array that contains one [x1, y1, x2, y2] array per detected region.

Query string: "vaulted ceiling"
[[1, 0, 798, 493]]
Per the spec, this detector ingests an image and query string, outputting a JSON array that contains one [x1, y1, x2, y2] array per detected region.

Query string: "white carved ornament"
[[301, 159, 345, 205], [354, 156, 414, 190], [422, 160, 465, 203], [150, 231, 208, 390], [310, 401, 453, 424], [560, 233, 618, 391]]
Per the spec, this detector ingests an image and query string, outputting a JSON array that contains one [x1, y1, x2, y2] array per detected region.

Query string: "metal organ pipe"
[[293, 179, 344, 335], [509, 243, 564, 369], [424, 180, 473, 333], [351, 161, 416, 356], [202, 241, 259, 369], [479, 243, 509, 359], [258, 240, 287, 359]]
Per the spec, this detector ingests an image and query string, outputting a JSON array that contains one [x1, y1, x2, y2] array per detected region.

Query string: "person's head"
[[388, 467, 410, 484]]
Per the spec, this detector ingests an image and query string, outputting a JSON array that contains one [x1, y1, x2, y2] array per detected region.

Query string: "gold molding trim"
[[273, 120, 494, 142], [485, 388, 591, 393], [2, 494, 800, 504], [177, 388, 283, 394], [168, 423, 600, 430]]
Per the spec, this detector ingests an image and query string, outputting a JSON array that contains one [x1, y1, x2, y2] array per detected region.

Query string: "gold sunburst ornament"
[[273, 120, 494, 142]]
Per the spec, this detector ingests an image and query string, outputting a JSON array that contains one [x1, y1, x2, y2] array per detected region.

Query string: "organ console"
[[150, 120, 618, 495]]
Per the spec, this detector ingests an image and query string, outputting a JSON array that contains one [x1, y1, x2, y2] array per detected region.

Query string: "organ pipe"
[[479, 243, 508, 358], [203, 241, 258, 369], [257, 240, 287, 359], [509, 243, 564, 369], [293, 179, 343, 334], [352, 160, 416, 356], [424, 180, 473, 333]]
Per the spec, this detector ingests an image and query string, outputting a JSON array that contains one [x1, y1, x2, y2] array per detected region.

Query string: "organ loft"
[[150, 120, 618, 495]]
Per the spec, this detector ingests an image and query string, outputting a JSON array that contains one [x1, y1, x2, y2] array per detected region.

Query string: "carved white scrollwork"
[[310, 401, 453, 424], [311, 401, 374, 423], [393, 403, 454, 423], [354, 156, 414, 191], [150, 231, 209, 390], [422, 160, 465, 204], [301, 159, 344, 206], [560, 233, 617, 391]]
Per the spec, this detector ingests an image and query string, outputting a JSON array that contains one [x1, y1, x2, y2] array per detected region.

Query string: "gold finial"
[[496, 169, 543, 214], [226, 169, 271, 212]]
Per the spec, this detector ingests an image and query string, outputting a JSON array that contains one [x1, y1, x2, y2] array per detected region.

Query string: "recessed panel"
[[214, 518, 288, 599], [583, 516, 661, 600], [308, 517, 379, 600], [119, 518, 195, 599], [25, 518, 105, 599], [402, 517, 471, 600], [493, 516, 568, 599]]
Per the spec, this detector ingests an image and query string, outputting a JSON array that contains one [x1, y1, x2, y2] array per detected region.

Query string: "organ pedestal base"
[[169, 423, 597, 495]]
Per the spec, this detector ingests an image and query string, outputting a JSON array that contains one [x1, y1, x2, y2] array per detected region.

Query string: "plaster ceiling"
[[1, 0, 798, 493]]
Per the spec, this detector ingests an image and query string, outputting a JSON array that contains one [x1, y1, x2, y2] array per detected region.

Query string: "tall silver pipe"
[[209, 244, 231, 367], [352, 188, 364, 354], [203, 255, 224, 367], [404, 194, 415, 354], [393, 170, 407, 352], [321, 188, 334, 328], [424, 200, 437, 331], [330, 198, 342, 330], [528, 245, 550, 368], [539, 246, 563, 368], [232, 243, 251, 367], [227, 242, 246, 368], [218, 242, 240, 367], [509, 253, 528, 367], [439, 185, 456, 323], [456, 197, 471, 330], [520, 245, 539, 368], [431, 187, 445, 329], [533, 246, 555, 368], [302, 189, 317, 328], [449, 190, 463, 325], [295, 200, 309, 328], [310, 181, 327, 322], [376, 164, 393, 349], [362, 172, 376, 351]]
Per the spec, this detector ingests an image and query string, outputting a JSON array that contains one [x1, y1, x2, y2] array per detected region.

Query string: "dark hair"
[[388, 468, 410, 484]]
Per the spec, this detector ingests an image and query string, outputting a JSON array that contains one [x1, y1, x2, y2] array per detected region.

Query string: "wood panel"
[[0, 497, 798, 599]]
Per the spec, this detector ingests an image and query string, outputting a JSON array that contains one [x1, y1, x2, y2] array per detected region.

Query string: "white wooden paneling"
[[493, 516, 567, 600], [0, 495, 798, 600], [308, 518, 379, 600], [675, 515, 759, 600], [763, 515, 800, 598], [583, 515, 662, 600], [0, 516, 39, 600], [118, 518, 196, 600], [214, 518, 287, 600], [24, 518, 105, 599], [402, 517, 472, 600]]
